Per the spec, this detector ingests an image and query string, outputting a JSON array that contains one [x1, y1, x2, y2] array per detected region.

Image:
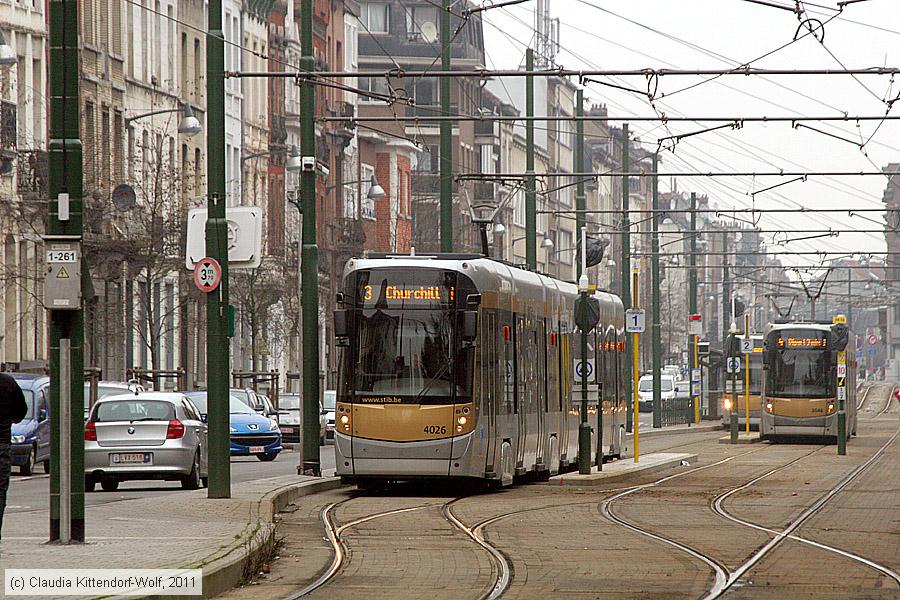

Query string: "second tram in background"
[[760, 318, 857, 441], [332, 252, 629, 488], [721, 334, 764, 430]]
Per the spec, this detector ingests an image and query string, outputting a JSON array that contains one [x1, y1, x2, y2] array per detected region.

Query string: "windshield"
[[638, 379, 653, 392], [230, 398, 256, 414], [767, 330, 832, 397], [16, 389, 35, 421], [184, 392, 250, 415], [280, 395, 301, 410], [95, 400, 175, 422], [231, 389, 255, 407], [638, 378, 673, 392]]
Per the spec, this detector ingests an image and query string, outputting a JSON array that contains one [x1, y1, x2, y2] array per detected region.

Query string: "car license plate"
[[111, 452, 151, 465], [250, 446, 265, 453], [281, 426, 294, 433]]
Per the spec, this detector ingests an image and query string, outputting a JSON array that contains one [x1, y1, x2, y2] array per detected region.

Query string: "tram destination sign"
[[357, 271, 456, 307]]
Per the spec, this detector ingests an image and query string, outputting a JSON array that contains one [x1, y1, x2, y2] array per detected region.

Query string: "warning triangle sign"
[[57, 267, 70, 279]]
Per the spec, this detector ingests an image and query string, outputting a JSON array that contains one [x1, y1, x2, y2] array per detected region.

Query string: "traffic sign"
[[691, 382, 701, 396], [185, 207, 263, 270], [837, 351, 846, 365], [740, 338, 753, 354], [691, 368, 701, 382], [574, 359, 594, 381], [194, 257, 223, 293], [837, 363, 846, 378], [688, 314, 702, 336], [625, 309, 646, 333], [726, 357, 741, 373], [837, 387, 846, 401], [868, 334, 877, 345]]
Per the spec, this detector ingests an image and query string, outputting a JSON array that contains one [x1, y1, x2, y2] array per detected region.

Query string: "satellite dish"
[[421, 21, 438, 44], [111, 184, 137, 211]]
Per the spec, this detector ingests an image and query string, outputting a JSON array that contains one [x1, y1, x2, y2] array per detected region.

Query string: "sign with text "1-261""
[[625, 309, 646, 333]]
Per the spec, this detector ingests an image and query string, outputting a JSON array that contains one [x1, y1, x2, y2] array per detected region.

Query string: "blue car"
[[10, 374, 51, 475], [184, 392, 282, 461]]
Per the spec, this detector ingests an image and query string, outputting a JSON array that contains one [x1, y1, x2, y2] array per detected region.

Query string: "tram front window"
[[768, 331, 832, 398], [355, 309, 468, 402]]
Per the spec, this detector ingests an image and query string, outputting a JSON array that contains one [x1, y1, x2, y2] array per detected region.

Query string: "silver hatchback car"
[[84, 392, 208, 492]]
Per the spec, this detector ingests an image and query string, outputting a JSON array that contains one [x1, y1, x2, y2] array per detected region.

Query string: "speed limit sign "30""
[[194, 257, 222, 293]]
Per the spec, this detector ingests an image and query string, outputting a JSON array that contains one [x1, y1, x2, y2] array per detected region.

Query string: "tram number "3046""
[[423, 425, 447, 435]]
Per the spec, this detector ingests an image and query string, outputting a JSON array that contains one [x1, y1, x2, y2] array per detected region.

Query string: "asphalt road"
[[5, 445, 337, 515]]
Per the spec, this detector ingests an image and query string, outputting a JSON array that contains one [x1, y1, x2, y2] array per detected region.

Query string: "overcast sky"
[[482, 0, 900, 266]]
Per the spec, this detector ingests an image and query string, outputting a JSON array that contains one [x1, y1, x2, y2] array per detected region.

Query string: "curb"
[[122, 477, 344, 600], [626, 423, 723, 439]]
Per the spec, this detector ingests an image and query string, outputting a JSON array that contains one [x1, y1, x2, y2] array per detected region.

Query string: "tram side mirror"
[[466, 293, 482, 309], [335, 292, 345, 306], [830, 324, 849, 351], [334, 309, 349, 339], [462, 310, 478, 343]]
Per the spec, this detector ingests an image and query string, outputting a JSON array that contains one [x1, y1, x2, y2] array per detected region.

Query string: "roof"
[[98, 391, 186, 403]]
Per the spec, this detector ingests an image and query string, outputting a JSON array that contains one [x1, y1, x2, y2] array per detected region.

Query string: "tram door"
[[515, 314, 527, 470], [483, 310, 498, 474]]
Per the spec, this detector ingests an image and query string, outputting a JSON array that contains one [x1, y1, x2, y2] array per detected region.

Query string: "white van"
[[637, 374, 678, 412]]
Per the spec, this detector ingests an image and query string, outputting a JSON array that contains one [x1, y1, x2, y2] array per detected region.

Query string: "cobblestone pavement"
[[227, 387, 900, 600]]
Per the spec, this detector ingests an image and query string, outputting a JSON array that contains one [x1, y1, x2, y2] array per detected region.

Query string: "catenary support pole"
[[440, 0, 452, 252], [632, 269, 640, 463], [651, 154, 662, 429], [206, 0, 231, 498], [300, 0, 321, 475], [689, 192, 698, 425], [576, 89, 591, 475], [48, 0, 85, 541], [745, 313, 750, 435], [525, 49, 536, 270], [622, 124, 632, 433]]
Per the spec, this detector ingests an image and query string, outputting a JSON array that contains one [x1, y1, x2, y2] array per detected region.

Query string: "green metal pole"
[[575, 89, 590, 474], [651, 154, 662, 429], [689, 192, 698, 424], [300, 0, 321, 475], [621, 124, 632, 433], [48, 0, 85, 541], [730, 333, 738, 443], [440, 0, 452, 252], [525, 49, 536, 270], [206, 0, 231, 498]]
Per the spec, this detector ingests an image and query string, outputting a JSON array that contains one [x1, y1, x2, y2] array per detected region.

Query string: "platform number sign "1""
[[625, 309, 646, 333]]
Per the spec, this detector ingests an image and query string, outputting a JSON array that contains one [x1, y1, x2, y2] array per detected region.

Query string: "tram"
[[332, 253, 628, 487], [721, 334, 763, 430], [760, 318, 857, 441]]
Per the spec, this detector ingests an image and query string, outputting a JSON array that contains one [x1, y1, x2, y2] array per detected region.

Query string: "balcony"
[[17, 150, 48, 199]]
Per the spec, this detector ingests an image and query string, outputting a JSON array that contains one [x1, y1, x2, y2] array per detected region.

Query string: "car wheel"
[[20, 446, 35, 476], [181, 452, 202, 490], [257, 453, 278, 462], [42, 459, 50, 475], [85, 475, 96, 493], [101, 478, 119, 492]]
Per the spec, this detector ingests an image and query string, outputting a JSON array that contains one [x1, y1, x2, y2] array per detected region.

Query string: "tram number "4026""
[[423, 425, 447, 435]]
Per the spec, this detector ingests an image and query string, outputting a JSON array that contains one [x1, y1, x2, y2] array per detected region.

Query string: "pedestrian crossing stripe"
[[57, 266, 70, 279]]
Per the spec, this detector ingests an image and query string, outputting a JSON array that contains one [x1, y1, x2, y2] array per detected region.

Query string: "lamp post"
[[124, 102, 203, 135], [242, 145, 303, 203], [0, 31, 18, 66]]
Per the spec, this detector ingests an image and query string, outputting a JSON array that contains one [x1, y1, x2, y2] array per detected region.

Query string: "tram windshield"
[[348, 269, 473, 403], [766, 330, 832, 398]]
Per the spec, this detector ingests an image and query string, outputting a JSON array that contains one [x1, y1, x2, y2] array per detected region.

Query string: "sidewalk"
[[1, 475, 342, 599]]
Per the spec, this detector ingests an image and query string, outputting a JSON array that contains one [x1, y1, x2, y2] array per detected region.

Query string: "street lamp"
[[324, 175, 385, 199], [0, 31, 15, 67], [125, 102, 202, 136]]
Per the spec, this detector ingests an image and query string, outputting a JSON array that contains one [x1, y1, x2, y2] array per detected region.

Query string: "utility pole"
[[299, 0, 321, 475], [525, 48, 536, 270], [206, 0, 231, 498], [621, 124, 632, 433], [689, 192, 698, 424], [651, 154, 662, 428], [440, 0, 452, 252], [48, 0, 85, 541], [575, 89, 590, 475]]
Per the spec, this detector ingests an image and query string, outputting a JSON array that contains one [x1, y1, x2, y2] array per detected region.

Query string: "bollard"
[[578, 422, 592, 474], [730, 411, 738, 443]]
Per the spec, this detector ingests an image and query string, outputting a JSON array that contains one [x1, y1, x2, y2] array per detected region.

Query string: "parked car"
[[230, 388, 279, 418], [84, 392, 208, 492], [182, 391, 283, 461], [663, 365, 683, 380], [323, 390, 336, 442], [637, 374, 678, 412], [10, 374, 51, 475], [277, 393, 327, 445]]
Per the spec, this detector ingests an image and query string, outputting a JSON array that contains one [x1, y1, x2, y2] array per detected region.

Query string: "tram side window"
[[558, 323, 567, 412]]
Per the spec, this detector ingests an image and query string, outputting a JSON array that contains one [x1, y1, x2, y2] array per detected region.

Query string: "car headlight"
[[282, 417, 300, 425], [11, 435, 25, 444], [229, 427, 237, 433], [268, 420, 279, 431]]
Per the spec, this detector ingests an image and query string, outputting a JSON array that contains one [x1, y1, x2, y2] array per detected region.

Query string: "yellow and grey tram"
[[722, 334, 764, 430], [760, 319, 857, 440], [333, 253, 628, 487]]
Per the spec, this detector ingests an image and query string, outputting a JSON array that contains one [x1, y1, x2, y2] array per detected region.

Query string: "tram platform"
[[718, 431, 763, 444], [548, 452, 698, 486]]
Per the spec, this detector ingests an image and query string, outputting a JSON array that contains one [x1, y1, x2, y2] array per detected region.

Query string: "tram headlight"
[[339, 413, 350, 432], [828, 403, 834, 412], [766, 402, 773, 411], [457, 416, 467, 426], [724, 398, 733, 411]]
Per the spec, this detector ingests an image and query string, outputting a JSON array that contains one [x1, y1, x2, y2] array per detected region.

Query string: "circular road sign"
[[194, 257, 222, 293], [868, 334, 877, 345]]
